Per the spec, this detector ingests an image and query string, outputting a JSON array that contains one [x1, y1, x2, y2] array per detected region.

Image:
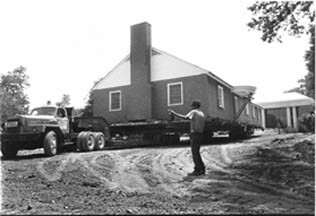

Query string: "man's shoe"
[[188, 171, 205, 176]]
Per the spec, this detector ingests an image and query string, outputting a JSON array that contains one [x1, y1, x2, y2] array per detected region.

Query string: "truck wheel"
[[1, 142, 18, 158], [82, 132, 95, 151], [44, 131, 58, 156], [94, 132, 105, 150], [76, 131, 87, 152]]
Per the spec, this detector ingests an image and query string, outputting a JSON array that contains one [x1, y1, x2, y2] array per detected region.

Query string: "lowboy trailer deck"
[[109, 116, 263, 146]]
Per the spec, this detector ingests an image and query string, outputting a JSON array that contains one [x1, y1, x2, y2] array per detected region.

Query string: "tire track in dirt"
[[201, 148, 232, 174], [35, 137, 312, 206], [150, 148, 191, 197], [109, 151, 151, 193]]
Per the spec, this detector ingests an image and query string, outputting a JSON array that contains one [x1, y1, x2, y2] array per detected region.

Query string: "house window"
[[109, 90, 121, 111], [217, 85, 224, 109], [245, 103, 250, 116], [234, 96, 238, 114], [167, 82, 183, 106]]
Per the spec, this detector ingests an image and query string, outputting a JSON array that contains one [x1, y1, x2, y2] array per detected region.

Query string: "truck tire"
[[76, 131, 87, 152], [44, 131, 58, 156], [94, 132, 105, 150], [1, 142, 18, 158], [82, 131, 95, 151]]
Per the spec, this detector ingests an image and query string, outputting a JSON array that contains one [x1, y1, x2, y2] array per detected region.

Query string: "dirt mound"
[[230, 134, 315, 204], [1, 133, 315, 214]]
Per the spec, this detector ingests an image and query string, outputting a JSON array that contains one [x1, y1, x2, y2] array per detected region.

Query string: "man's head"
[[191, 100, 201, 109]]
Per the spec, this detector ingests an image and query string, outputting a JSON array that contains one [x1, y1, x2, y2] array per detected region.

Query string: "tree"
[[247, 1, 315, 98], [81, 87, 94, 117], [247, 1, 314, 43], [56, 94, 71, 106], [81, 78, 103, 117], [0, 66, 30, 121], [287, 25, 315, 98]]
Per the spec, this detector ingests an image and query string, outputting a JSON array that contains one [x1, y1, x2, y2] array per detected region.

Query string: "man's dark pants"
[[190, 132, 205, 172]]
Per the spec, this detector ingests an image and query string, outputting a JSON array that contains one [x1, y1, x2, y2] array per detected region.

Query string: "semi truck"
[[1, 88, 263, 158], [0, 106, 111, 158]]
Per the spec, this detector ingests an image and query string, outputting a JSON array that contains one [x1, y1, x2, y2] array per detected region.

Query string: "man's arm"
[[168, 109, 190, 120]]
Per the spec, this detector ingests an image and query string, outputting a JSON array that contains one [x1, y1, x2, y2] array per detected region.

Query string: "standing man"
[[168, 100, 206, 176]]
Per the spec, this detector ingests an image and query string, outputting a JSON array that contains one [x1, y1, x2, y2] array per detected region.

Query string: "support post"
[[292, 107, 298, 129], [286, 107, 292, 128], [261, 109, 266, 128]]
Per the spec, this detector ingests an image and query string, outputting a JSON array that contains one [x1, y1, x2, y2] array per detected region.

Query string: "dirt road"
[[1, 132, 314, 214]]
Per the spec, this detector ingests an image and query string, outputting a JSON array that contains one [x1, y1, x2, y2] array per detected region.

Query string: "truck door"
[[56, 108, 69, 134]]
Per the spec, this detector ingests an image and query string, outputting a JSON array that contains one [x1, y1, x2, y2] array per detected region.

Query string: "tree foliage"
[[247, 1, 314, 43], [0, 66, 30, 121], [56, 94, 71, 106], [298, 111, 315, 132], [247, 1, 315, 99], [81, 90, 94, 117], [287, 25, 315, 98], [82, 78, 103, 117]]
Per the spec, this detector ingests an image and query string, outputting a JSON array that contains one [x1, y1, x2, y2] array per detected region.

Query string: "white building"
[[257, 92, 314, 129]]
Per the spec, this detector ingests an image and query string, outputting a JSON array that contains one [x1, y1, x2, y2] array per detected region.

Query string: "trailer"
[[0, 95, 263, 158], [0, 106, 111, 158], [109, 112, 263, 147], [109, 119, 261, 147]]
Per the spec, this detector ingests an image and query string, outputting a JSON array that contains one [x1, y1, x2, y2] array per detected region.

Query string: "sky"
[[0, 0, 311, 109]]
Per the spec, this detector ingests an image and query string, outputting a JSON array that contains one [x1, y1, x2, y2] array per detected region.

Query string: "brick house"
[[92, 22, 263, 128]]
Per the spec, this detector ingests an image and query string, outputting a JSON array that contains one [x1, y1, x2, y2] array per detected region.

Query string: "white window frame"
[[245, 103, 250, 116], [234, 96, 238, 114], [217, 85, 224, 109], [109, 90, 121, 112], [167, 82, 183, 106]]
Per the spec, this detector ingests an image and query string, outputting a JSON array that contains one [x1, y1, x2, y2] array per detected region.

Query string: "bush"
[[298, 112, 315, 133], [284, 127, 298, 133]]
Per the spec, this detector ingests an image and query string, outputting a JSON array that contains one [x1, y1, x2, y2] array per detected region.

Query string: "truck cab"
[[1, 106, 70, 157], [1, 106, 110, 158], [30, 106, 70, 135]]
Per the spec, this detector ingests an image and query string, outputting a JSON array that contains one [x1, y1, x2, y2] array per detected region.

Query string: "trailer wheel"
[[76, 131, 87, 152], [44, 131, 58, 156], [203, 132, 214, 144], [161, 133, 180, 146], [82, 131, 95, 151], [229, 130, 243, 139], [1, 142, 18, 158], [103, 127, 111, 142], [94, 132, 105, 150], [245, 127, 254, 138]]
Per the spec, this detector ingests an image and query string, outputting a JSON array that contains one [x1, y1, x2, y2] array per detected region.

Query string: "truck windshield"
[[30, 107, 56, 116]]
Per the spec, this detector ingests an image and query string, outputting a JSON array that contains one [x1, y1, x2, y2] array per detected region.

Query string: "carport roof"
[[257, 92, 315, 109]]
